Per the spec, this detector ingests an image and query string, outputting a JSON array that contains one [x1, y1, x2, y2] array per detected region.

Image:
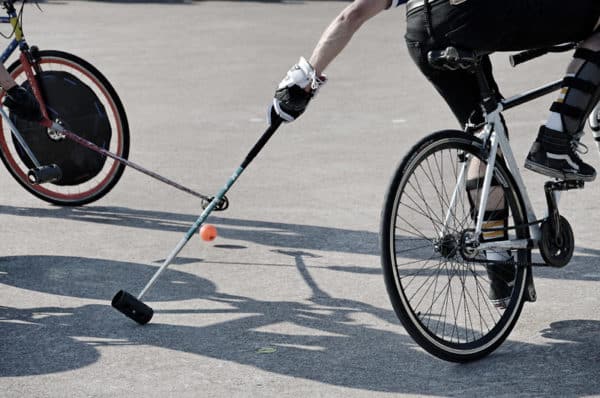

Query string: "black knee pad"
[[551, 48, 600, 135]]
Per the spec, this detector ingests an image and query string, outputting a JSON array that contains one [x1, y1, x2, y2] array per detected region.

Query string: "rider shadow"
[[1, 253, 599, 395]]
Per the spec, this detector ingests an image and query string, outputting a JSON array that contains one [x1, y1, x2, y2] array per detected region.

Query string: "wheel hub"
[[47, 118, 66, 141], [435, 234, 459, 259]]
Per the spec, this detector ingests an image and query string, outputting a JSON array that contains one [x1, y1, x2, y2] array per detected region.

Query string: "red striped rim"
[[0, 56, 123, 202]]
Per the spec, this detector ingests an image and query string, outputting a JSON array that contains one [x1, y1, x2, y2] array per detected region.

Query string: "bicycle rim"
[[0, 50, 129, 206], [381, 130, 530, 362]]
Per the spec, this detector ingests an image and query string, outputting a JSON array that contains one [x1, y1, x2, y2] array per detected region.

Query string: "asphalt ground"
[[1, 1, 600, 397]]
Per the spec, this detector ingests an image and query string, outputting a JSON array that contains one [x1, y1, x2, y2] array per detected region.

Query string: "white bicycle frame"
[[444, 103, 548, 253], [442, 67, 600, 257]]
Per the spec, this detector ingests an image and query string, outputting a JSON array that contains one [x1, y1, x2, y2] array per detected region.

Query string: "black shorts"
[[405, 0, 600, 125]]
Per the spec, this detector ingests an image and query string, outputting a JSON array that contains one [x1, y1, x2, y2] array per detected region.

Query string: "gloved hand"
[[270, 57, 326, 123], [4, 85, 43, 122]]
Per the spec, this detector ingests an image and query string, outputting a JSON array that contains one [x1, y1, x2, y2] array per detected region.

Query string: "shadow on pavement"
[[0, 204, 380, 255], [2, 204, 600, 281], [1, 252, 599, 395]]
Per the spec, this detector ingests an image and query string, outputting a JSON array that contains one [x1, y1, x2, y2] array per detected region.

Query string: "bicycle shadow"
[[1, 252, 599, 395], [2, 204, 599, 281]]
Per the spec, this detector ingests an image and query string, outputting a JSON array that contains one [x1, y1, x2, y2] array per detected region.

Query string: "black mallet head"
[[112, 290, 154, 325]]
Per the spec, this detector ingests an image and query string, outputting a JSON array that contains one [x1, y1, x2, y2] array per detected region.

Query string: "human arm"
[[271, 0, 393, 122], [309, 0, 393, 76]]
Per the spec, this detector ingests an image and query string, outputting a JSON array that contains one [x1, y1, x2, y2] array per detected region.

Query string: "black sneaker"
[[524, 126, 596, 182], [485, 251, 515, 309]]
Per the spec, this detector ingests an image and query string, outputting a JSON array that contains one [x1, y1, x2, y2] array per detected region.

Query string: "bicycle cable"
[[0, 0, 25, 40]]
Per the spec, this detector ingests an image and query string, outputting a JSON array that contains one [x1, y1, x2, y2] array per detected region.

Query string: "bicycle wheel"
[[0, 49, 129, 206], [380, 130, 531, 362]]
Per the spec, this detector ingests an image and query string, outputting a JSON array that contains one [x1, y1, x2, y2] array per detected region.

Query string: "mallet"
[[112, 114, 283, 324]]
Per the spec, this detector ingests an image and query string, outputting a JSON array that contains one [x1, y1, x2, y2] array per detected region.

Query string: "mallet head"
[[111, 290, 153, 325]]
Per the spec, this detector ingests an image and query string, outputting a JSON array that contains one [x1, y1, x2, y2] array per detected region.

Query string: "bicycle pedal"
[[27, 164, 62, 185], [545, 179, 584, 191]]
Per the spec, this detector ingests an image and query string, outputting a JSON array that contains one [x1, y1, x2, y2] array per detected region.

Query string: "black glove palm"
[[273, 84, 313, 121], [270, 57, 325, 123]]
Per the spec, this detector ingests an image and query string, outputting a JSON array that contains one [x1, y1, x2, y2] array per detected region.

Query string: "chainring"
[[539, 215, 574, 268]]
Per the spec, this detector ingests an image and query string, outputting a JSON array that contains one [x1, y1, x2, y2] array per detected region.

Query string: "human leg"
[[465, 156, 515, 308], [406, 2, 513, 305], [525, 32, 600, 181]]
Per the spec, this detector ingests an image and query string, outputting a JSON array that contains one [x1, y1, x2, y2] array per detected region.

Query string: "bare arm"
[[271, 0, 392, 122], [309, 0, 392, 75]]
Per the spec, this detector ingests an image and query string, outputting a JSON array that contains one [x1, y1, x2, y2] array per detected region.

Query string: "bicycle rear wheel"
[[380, 130, 531, 362], [0, 49, 129, 206]]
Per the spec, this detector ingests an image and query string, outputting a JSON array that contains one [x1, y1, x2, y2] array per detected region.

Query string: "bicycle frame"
[[445, 79, 571, 253], [0, 8, 25, 64], [0, 1, 51, 119], [0, 2, 49, 168]]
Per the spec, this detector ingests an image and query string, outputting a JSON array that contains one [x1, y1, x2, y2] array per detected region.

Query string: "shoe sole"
[[524, 159, 596, 182]]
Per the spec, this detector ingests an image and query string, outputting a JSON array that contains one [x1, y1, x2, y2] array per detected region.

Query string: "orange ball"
[[200, 224, 218, 241]]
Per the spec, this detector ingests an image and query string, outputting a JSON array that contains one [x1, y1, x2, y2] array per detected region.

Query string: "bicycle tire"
[[0, 50, 129, 206], [380, 130, 531, 362]]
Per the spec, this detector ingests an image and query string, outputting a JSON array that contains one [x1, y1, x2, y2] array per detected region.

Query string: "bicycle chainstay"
[[465, 257, 551, 268], [458, 218, 559, 268]]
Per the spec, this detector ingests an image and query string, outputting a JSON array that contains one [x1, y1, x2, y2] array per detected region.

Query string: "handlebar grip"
[[509, 48, 549, 67]]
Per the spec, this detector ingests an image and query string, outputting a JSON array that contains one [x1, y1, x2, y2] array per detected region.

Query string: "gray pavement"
[[1, 1, 600, 397]]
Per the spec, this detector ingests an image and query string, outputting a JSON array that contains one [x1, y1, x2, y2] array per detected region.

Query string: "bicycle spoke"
[[382, 134, 529, 359]]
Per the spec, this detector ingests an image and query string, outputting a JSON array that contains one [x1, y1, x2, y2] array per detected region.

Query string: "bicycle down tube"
[[441, 85, 568, 252]]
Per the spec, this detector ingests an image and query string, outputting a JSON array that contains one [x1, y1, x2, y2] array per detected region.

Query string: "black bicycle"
[[0, 0, 130, 206], [380, 44, 595, 362]]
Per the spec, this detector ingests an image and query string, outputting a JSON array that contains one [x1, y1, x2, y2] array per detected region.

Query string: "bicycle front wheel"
[[0, 50, 129, 206], [380, 130, 531, 362]]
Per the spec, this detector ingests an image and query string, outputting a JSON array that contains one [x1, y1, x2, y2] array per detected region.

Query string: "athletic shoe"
[[524, 126, 596, 182]]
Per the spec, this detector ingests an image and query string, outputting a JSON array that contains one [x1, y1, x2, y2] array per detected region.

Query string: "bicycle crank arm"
[[27, 164, 62, 184], [41, 120, 228, 210]]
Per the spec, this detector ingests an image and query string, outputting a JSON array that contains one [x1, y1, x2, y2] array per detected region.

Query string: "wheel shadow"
[[1, 253, 599, 395]]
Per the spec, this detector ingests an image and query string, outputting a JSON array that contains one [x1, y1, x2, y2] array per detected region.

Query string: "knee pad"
[[551, 48, 600, 136]]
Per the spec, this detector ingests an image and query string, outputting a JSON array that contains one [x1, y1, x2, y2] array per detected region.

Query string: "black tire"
[[380, 130, 531, 362], [0, 50, 129, 206]]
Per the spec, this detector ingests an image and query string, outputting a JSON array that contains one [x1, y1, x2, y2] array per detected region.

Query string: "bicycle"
[[0, 0, 129, 206], [380, 44, 597, 362]]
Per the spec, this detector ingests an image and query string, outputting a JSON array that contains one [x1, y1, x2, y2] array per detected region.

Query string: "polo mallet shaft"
[[112, 116, 283, 324], [41, 120, 220, 204]]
